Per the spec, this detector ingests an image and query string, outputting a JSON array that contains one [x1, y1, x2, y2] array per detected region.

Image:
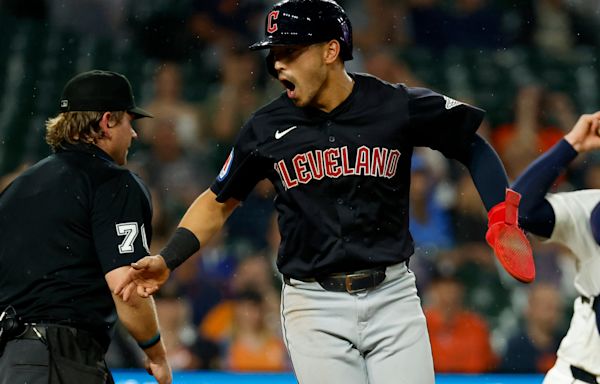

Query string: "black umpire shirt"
[[0, 143, 152, 349], [211, 73, 484, 279]]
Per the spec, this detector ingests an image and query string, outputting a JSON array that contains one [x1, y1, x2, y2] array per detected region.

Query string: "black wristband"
[[137, 332, 161, 349], [160, 227, 200, 270]]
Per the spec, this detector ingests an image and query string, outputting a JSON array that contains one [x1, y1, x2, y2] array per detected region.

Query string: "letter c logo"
[[267, 11, 279, 33]]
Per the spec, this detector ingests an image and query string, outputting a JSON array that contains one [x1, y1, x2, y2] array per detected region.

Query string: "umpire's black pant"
[[0, 338, 49, 384], [0, 325, 113, 384]]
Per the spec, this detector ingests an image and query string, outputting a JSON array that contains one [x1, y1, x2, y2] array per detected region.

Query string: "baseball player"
[[116, 1, 532, 382], [511, 112, 600, 383]]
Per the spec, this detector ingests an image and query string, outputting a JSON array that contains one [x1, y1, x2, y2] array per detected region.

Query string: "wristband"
[[137, 332, 161, 349], [160, 227, 200, 270]]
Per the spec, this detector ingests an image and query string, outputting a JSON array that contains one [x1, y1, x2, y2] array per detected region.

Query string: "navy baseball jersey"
[[0, 143, 152, 348], [211, 73, 484, 279]]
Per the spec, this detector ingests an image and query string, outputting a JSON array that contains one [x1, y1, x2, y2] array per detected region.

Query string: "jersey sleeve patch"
[[217, 149, 234, 181]]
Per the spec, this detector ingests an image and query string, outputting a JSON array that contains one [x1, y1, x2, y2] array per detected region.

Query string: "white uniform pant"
[[281, 262, 434, 384], [543, 296, 600, 384], [543, 358, 600, 384]]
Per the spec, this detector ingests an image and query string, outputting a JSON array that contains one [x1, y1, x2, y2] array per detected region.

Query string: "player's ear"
[[98, 112, 113, 139], [323, 40, 341, 64]]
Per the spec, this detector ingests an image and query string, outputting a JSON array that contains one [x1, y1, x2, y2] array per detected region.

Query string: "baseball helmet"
[[249, 0, 353, 61]]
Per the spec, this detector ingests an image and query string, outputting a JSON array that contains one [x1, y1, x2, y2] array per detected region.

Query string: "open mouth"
[[281, 79, 295, 91], [281, 79, 296, 99]]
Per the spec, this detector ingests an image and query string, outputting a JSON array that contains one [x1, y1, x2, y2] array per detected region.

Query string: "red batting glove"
[[485, 189, 535, 283]]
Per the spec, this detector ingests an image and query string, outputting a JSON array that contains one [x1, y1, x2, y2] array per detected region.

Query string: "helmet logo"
[[267, 10, 280, 33]]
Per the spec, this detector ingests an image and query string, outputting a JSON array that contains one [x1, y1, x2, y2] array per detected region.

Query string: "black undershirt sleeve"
[[452, 134, 508, 211]]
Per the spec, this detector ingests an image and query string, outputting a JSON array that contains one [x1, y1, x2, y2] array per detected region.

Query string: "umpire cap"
[[249, 0, 353, 61], [59, 70, 153, 119]]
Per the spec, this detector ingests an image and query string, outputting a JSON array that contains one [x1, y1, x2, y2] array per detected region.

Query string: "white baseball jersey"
[[545, 189, 600, 376]]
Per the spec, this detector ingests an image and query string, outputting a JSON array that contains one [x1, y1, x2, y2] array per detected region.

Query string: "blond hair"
[[45, 111, 125, 151]]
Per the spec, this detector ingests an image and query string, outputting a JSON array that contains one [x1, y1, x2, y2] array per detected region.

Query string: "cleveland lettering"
[[274, 146, 401, 190]]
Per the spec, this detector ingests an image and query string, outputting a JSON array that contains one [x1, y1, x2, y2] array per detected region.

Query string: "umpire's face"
[[270, 42, 332, 109], [106, 112, 137, 166]]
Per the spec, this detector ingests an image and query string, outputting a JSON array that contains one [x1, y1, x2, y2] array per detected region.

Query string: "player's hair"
[[45, 111, 125, 151]]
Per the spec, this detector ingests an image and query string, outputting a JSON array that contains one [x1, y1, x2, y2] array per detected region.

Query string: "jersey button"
[[326, 120, 332, 126], [329, 136, 335, 143], [343, 236, 351, 242], [337, 198, 344, 205]]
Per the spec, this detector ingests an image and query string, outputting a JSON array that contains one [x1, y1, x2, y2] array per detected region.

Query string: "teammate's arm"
[[105, 266, 172, 384], [115, 188, 240, 300], [512, 112, 600, 237]]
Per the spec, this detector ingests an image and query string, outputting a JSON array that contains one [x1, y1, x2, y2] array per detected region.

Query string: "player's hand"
[[145, 355, 172, 384], [485, 189, 535, 283], [564, 111, 600, 153], [114, 255, 170, 301]]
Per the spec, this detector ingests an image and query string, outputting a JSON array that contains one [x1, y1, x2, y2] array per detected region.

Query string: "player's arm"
[[105, 267, 172, 384], [512, 112, 600, 237], [404, 86, 535, 282], [452, 133, 508, 210], [115, 188, 240, 300], [404, 86, 507, 210]]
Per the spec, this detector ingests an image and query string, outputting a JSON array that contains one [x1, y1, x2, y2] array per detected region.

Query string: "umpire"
[[0, 70, 172, 384]]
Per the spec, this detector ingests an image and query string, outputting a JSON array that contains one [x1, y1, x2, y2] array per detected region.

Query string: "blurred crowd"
[[2, 0, 600, 374]]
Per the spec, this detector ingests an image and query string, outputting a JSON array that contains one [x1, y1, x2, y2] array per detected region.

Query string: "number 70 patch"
[[115, 222, 150, 254]]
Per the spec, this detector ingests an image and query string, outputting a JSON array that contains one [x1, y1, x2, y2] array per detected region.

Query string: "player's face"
[[111, 112, 137, 166], [270, 44, 328, 108]]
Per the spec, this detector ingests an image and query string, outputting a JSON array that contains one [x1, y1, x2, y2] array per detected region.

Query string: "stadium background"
[[1, 0, 599, 382]]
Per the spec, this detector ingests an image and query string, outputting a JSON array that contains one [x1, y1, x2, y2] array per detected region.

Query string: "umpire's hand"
[[145, 354, 172, 384], [114, 255, 171, 301]]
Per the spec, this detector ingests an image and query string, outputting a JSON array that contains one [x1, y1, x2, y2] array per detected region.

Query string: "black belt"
[[581, 295, 598, 308], [571, 365, 599, 384], [16, 324, 79, 342], [284, 267, 387, 293]]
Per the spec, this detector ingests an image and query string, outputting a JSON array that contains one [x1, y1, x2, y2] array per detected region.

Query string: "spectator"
[[138, 62, 205, 151], [200, 254, 280, 345], [526, 0, 578, 57], [492, 86, 577, 179], [132, 117, 211, 229], [224, 289, 289, 372], [500, 283, 565, 373], [362, 48, 424, 87], [188, 0, 264, 47], [409, 153, 454, 252], [225, 179, 276, 251], [155, 281, 220, 370], [204, 41, 268, 168], [424, 270, 497, 373], [347, 0, 410, 51]]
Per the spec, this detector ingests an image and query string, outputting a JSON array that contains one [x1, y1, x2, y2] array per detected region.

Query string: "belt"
[[16, 324, 79, 342], [571, 365, 599, 384], [18, 325, 46, 340], [581, 295, 598, 308], [284, 267, 387, 293]]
